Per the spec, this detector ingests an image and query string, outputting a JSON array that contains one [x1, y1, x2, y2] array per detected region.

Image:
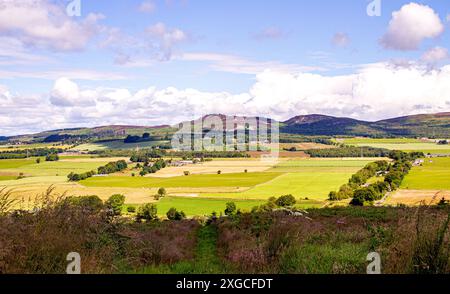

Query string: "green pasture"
[[81, 172, 282, 188], [401, 157, 450, 190], [70, 140, 167, 151], [0, 159, 110, 177], [202, 159, 373, 200], [336, 138, 422, 144]]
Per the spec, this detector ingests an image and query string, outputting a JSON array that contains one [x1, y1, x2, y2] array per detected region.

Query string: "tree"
[[65, 195, 104, 212], [45, 153, 59, 162], [275, 194, 296, 207], [224, 202, 237, 216], [328, 191, 338, 201], [36, 158, 41, 164], [136, 203, 158, 222], [157, 187, 167, 198], [105, 194, 125, 216], [166, 207, 186, 220]]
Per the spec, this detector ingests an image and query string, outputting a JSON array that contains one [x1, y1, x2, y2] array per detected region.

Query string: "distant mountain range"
[[2, 112, 450, 143], [281, 112, 450, 137]]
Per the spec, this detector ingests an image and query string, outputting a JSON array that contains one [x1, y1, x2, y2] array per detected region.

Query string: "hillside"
[[2, 112, 450, 143], [282, 112, 450, 137]]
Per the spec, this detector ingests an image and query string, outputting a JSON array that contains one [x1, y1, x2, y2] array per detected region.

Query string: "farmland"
[[337, 138, 450, 154]]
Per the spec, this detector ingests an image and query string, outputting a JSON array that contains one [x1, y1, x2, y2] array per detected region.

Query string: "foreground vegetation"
[[0, 189, 449, 274]]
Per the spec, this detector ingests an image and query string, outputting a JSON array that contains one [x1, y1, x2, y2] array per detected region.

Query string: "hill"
[[2, 112, 450, 144], [282, 112, 450, 137]]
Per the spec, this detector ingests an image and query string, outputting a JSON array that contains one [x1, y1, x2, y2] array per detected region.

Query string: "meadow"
[[401, 157, 450, 190], [203, 159, 374, 200], [337, 138, 450, 154], [71, 140, 167, 151]]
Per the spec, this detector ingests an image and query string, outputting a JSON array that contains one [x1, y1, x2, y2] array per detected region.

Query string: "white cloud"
[[180, 52, 325, 74], [332, 32, 350, 47], [421, 47, 449, 63], [0, 0, 104, 51], [2, 61, 450, 135], [381, 3, 444, 51], [0, 69, 127, 80], [139, 1, 156, 13], [146, 22, 189, 61], [252, 27, 286, 40]]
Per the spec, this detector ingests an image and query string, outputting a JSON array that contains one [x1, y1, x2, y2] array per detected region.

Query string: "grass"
[[131, 197, 265, 217], [336, 138, 423, 144], [340, 139, 450, 154], [205, 172, 355, 200], [0, 176, 17, 181], [81, 172, 282, 188], [0, 159, 36, 169], [203, 159, 373, 201], [401, 157, 450, 190], [5, 160, 111, 177], [71, 140, 167, 151], [135, 224, 224, 274]]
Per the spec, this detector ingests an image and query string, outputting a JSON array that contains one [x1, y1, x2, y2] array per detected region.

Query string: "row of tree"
[[305, 146, 390, 158], [328, 160, 389, 201], [138, 159, 167, 176], [68, 160, 128, 182], [0, 148, 63, 159], [329, 151, 424, 205]]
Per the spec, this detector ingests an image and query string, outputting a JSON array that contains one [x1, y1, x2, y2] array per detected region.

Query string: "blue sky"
[[0, 0, 449, 135]]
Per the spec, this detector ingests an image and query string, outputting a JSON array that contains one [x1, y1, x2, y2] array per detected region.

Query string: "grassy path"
[[135, 224, 226, 274]]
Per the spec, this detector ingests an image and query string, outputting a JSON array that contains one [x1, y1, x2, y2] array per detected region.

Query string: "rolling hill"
[[281, 112, 450, 137], [2, 112, 450, 143]]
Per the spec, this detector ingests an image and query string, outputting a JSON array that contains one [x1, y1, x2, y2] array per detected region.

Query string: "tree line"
[[0, 148, 63, 159], [305, 146, 390, 158], [68, 160, 128, 182]]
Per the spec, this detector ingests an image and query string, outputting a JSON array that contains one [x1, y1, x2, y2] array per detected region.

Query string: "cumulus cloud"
[[332, 32, 350, 47], [380, 3, 444, 51], [0, 0, 104, 51], [2, 61, 450, 135], [421, 46, 449, 63], [139, 1, 156, 13], [146, 22, 189, 61]]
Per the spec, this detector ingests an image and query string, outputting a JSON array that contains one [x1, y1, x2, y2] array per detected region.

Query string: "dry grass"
[[150, 160, 277, 178], [386, 190, 450, 206]]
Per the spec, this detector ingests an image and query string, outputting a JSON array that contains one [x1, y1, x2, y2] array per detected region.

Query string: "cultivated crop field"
[[337, 138, 450, 154], [71, 140, 168, 151], [401, 157, 450, 190]]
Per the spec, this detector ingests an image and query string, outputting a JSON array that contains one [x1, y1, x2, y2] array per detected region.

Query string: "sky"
[[0, 0, 450, 135]]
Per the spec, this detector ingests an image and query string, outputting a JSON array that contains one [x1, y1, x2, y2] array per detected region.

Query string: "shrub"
[[275, 195, 296, 207], [64, 195, 104, 212], [183, 171, 190, 176], [136, 203, 158, 222], [166, 208, 186, 221], [157, 187, 167, 198], [105, 194, 125, 216], [225, 202, 237, 216], [45, 153, 59, 162], [127, 206, 136, 213]]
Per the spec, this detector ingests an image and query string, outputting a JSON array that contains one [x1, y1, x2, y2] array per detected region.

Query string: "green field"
[[0, 176, 17, 181], [0, 159, 36, 169], [81, 172, 282, 188], [401, 157, 450, 190], [339, 138, 450, 154], [127, 196, 322, 217], [203, 159, 372, 200], [4, 160, 112, 177], [336, 138, 422, 144], [71, 140, 167, 151], [154, 197, 265, 216]]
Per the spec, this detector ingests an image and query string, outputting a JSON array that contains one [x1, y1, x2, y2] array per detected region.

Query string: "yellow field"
[[386, 189, 450, 206], [149, 159, 278, 177]]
